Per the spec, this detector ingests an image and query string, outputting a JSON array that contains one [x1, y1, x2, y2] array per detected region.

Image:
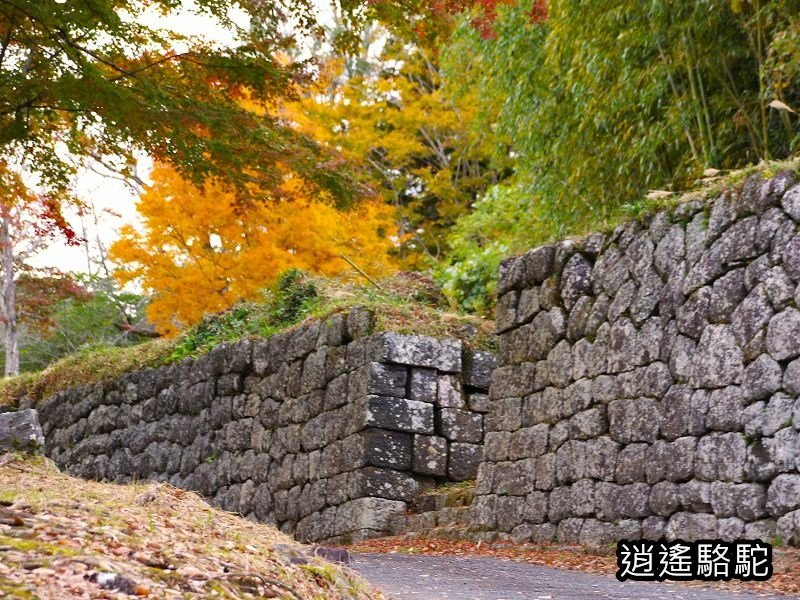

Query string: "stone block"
[[609, 398, 660, 443], [334, 497, 406, 536], [490, 363, 538, 400], [767, 474, 800, 516], [556, 518, 584, 544], [438, 408, 483, 443], [354, 467, 420, 502], [409, 368, 437, 403], [485, 397, 522, 432], [776, 510, 800, 546], [412, 434, 447, 476], [706, 386, 746, 432], [437, 375, 465, 408], [368, 333, 462, 373], [616, 443, 648, 484], [496, 495, 526, 532], [508, 425, 549, 460], [666, 512, 718, 542], [517, 288, 542, 326], [364, 396, 434, 434], [695, 433, 747, 482], [361, 428, 412, 471], [467, 393, 491, 413], [465, 352, 497, 390], [448, 442, 483, 481], [496, 291, 518, 333], [583, 436, 619, 481], [690, 325, 744, 388], [367, 363, 407, 398], [717, 517, 745, 542]]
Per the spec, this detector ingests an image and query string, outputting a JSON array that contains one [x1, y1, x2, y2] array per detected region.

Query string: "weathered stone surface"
[[782, 183, 800, 221], [706, 386, 745, 431], [468, 393, 491, 414], [784, 359, 800, 396], [695, 433, 747, 482], [465, 352, 496, 390], [0, 409, 44, 452], [560, 254, 593, 311], [650, 481, 681, 517], [367, 363, 407, 398], [496, 291, 518, 333], [743, 355, 783, 402], [408, 368, 437, 403], [766, 308, 800, 361], [545, 340, 573, 388], [615, 443, 647, 484], [448, 442, 483, 481], [761, 394, 795, 437], [439, 408, 483, 443], [437, 375, 465, 409], [666, 512, 718, 542], [369, 333, 462, 373], [706, 270, 746, 326], [608, 398, 660, 443], [767, 474, 800, 516], [508, 425, 549, 460], [783, 233, 800, 280], [690, 325, 743, 388], [566, 296, 594, 342], [412, 434, 447, 476], [583, 436, 619, 481], [732, 286, 774, 347], [364, 396, 435, 434]]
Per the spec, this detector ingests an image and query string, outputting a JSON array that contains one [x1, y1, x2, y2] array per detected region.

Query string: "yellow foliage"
[[111, 164, 396, 335]]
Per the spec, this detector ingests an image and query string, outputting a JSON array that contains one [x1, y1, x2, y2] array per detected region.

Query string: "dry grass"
[[0, 454, 383, 600], [0, 339, 176, 409], [0, 273, 494, 409]]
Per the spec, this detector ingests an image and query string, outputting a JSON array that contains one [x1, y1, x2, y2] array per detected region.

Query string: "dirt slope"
[[0, 454, 383, 599]]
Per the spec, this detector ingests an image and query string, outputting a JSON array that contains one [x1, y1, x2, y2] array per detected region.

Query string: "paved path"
[[353, 553, 789, 600]]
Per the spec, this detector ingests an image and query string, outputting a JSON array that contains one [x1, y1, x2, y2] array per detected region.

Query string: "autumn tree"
[[0, 165, 83, 375], [111, 163, 396, 335], [16, 274, 150, 372], [297, 20, 512, 268], [0, 0, 385, 375]]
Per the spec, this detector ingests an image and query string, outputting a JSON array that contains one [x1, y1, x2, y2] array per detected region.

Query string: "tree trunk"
[[0, 210, 18, 377]]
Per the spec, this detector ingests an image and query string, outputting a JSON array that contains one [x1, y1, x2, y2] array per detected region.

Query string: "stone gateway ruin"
[[37, 308, 493, 543], [25, 171, 800, 547]]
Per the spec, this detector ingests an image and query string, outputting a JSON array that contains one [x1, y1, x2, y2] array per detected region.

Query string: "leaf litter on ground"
[[0, 454, 383, 600], [352, 536, 800, 597]]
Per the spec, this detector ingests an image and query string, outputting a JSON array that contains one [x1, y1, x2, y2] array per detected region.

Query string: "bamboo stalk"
[[341, 254, 382, 290]]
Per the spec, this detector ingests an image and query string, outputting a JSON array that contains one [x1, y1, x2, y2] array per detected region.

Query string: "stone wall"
[[37, 307, 494, 544], [475, 171, 800, 546]]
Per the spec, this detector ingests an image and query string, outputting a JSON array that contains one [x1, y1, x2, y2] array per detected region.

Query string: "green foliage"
[[268, 269, 320, 329], [437, 184, 536, 314], [0, 0, 361, 205], [168, 269, 320, 361], [438, 0, 800, 312], [17, 275, 149, 372]]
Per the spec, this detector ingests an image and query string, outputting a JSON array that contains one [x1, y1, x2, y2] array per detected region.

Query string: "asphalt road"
[[352, 553, 790, 600]]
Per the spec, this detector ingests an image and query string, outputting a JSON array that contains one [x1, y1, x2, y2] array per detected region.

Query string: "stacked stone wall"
[[475, 171, 800, 546], [38, 307, 494, 543]]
